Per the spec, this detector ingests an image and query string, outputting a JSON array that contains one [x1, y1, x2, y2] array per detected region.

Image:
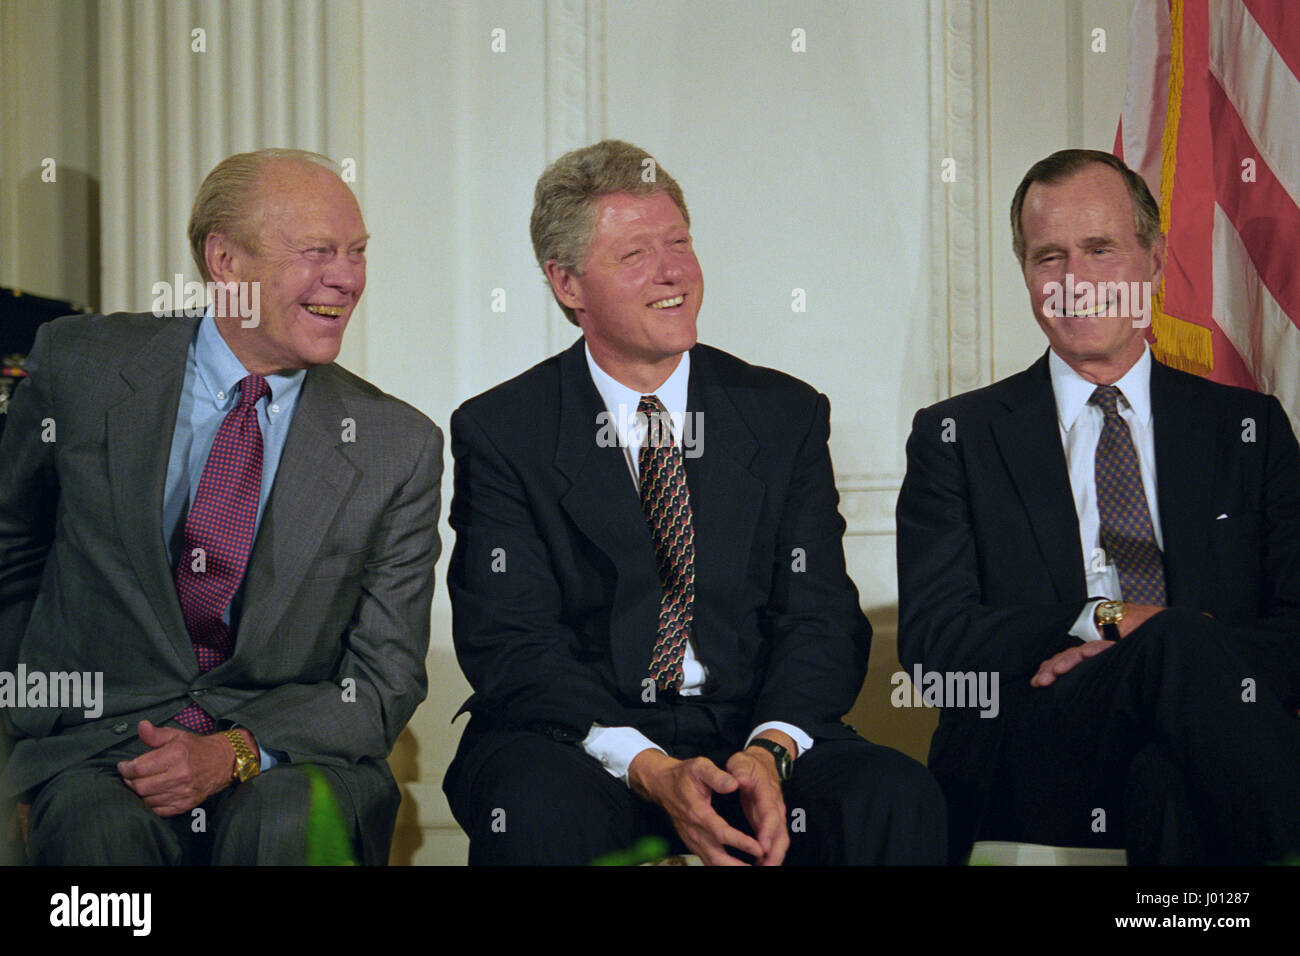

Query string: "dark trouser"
[[444, 708, 947, 866], [967, 607, 1300, 864], [25, 732, 390, 865]]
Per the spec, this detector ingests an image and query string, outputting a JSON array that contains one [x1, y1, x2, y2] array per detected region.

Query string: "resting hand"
[[628, 750, 764, 866], [117, 720, 249, 817], [726, 745, 789, 866], [1031, 640, 1115, 687]]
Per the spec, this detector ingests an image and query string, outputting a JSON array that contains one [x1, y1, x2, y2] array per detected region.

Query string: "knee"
[[211, 767, 317, 865], [29, 768, 179, 865], [451, 734, 636, 864], [1132, 607, 1233, 663]]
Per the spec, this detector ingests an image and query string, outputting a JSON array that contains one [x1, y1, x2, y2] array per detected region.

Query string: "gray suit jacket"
[[0, 312, 442, 862]]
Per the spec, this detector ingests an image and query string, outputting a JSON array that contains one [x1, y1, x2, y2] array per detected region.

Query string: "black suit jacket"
[[0, 313, 443, 863], [896, 350, 1300, 821], [446, 339, 870, 750]]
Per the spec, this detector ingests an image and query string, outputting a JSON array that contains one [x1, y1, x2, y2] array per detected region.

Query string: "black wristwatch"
[[747, 738, 793, 782]]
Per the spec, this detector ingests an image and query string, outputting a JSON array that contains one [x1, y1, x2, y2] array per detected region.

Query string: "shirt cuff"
[[581, 725, 665, 783], [1071, 599, 1105, 641], [745, 722, 813, 759]]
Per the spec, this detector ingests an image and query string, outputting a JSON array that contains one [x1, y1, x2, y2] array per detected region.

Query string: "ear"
[[1148, 232, 1167, 290], [204, 232, 248, 285], [543, 259, 584, 315]]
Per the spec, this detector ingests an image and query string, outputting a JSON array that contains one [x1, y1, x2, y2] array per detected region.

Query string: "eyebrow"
[[1028, 235, 1116, 258], [299, 234, 371, 246]]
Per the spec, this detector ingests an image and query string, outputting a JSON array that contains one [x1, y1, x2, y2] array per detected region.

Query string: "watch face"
[[1097, 602, 1124, 624]]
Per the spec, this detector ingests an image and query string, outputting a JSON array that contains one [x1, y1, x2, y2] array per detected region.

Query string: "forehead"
[[253, 161, 366, 237], [1021, 164, 1136, 244], [590, 191, 686, 240]]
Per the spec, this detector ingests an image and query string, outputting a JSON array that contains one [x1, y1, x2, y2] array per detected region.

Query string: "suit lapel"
[[1150, 359, 1216, 605], [990, 355, 1087, 602], [553, 341, 663, 688], [234, 366, 360, 660], [107, 315, 200, 668], [682, 348, 762, 669]]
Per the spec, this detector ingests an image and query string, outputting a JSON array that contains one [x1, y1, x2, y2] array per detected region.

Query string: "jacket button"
[[112, 722, 129, 734]]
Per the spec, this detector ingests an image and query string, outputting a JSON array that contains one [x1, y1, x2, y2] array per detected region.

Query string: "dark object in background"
[[0, 288, 89, 439]]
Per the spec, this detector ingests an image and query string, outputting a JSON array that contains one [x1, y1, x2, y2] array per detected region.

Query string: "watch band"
[[223, 729, 260, 783], [747, 738, 793, 782]]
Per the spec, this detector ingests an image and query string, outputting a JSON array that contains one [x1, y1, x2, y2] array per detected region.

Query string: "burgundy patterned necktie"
[[172, 374, 270, 732], [638, 394, 695, 693], [1091, 384, 1167, 606]]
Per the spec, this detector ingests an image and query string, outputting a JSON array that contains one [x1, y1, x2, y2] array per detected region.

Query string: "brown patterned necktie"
[[1091, 385, 1167, 605], [638, 394, 695, 693]]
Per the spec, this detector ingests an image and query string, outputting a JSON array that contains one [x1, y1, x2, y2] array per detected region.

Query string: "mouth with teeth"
[[1049, 295, 1118, 319], [649, 295, 685, 310], [303, 304, 347, 318]]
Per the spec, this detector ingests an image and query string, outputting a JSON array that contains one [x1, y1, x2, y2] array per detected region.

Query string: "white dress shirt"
[[1049, 345, 1165, 640], [579, 345, 812, 780]]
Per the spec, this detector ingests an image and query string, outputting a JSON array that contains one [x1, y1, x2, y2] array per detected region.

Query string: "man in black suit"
[[444, 140, 944, 865], [897, 149, 1300, 864]]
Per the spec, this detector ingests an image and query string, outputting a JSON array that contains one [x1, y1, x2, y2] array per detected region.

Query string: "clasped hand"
[[116, 720, 242, 817], [628, 745, 789, 866]]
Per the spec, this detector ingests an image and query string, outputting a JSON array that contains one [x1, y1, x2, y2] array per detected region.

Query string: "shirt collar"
[[584, 343, 690, 423], [1049, 344, 1152, 431], [195, 308, 306, 408]]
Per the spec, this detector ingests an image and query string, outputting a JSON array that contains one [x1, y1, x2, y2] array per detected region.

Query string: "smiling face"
[[1020, 162, 1165, 384], [208, 160, 368, 375], [545, 190, 703, 392]]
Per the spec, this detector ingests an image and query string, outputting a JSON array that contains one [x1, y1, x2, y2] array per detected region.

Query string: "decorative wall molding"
[[837, 474, 903, 537], [544, 0, 605, 353], [928, 0, 988, 397]]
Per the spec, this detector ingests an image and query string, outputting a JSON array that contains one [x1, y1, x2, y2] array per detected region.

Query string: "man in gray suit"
[[0, 149, 442, 864]]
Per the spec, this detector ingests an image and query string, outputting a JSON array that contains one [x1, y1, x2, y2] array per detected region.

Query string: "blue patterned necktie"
[[1091, 385, 1167, 606], [638, 394, 695, 693]]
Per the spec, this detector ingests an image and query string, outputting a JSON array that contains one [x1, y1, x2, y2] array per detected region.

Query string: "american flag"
[[1116, 0, 1299, 435]]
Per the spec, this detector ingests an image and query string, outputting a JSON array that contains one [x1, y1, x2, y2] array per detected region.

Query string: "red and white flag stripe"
[[1118, 0, 1300, 435]]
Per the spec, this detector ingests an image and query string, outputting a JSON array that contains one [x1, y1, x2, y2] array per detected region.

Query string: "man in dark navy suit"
[[897, 149, 1300, 863], [444, 140, 945, 866]]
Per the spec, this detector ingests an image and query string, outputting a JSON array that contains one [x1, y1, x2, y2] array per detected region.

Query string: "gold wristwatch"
[[1094, 600, 1125, 641], [223, 729, 261, 783]]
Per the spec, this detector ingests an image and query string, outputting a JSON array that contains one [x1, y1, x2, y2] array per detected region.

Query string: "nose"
[[653, 246, 687, 285], [322, 253, 365, 294]]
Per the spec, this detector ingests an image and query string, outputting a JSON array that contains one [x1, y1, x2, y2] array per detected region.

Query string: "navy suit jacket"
[[446, 339, 870, 750], [896, 350, 1300, 823]]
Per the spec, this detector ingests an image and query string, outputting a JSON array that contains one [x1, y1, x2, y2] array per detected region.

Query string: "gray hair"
[[1010, 149, 1160, 267], [188, 148, 342, 282], [530, 140, 690, 324]]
